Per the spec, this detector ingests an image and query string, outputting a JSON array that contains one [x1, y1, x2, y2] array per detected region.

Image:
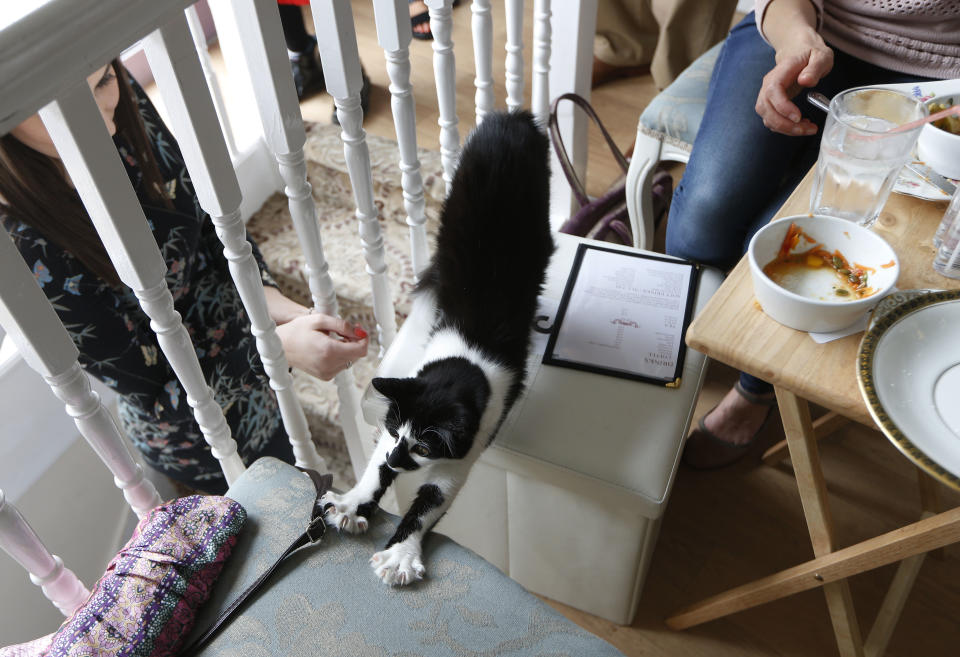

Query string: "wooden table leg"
[[917, 469, 945, 560], [776, 388, 864, 657], [762, 410, 849, 465]]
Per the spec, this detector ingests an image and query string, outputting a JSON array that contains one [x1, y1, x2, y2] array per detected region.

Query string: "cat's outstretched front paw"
[[320, 491, 370, 534], [371, 541, 425, 586]]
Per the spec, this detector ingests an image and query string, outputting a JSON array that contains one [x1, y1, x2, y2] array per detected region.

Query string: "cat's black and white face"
[[372, 357, 490, 472]]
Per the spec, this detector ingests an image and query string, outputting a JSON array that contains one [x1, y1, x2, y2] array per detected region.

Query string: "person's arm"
[[754, 0, 833, 136]]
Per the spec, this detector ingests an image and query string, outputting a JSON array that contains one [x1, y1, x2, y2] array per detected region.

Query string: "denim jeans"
[[665, 12, 933, 395]]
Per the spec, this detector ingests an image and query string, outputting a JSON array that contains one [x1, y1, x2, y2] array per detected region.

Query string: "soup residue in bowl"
[[762, 222, 878, 302]]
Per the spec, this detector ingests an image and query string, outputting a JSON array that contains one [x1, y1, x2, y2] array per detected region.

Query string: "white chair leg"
[[625, 131, 664, 251], [372, 0, 431, 280], [39, 84, 245, 486], [471, 0, 495, 125], [0, 490, 89, 616]]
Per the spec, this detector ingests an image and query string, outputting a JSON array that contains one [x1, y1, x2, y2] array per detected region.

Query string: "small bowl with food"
[[917, 94, 960, 180], [747, 214, 899, 332]]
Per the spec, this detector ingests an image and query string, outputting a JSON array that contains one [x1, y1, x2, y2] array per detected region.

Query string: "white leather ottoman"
[[360, 233, 722, 624]]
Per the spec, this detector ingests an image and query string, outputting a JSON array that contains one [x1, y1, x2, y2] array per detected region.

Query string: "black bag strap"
[[179, 468, 333, 656], [548, 93, 630, 208]]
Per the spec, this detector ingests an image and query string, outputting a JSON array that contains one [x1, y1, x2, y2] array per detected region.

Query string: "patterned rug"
[[247, 123, 446, 488]]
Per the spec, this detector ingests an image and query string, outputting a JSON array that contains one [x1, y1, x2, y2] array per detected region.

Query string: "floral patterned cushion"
[[0, 496, 245, 657], [638, 41, 723, 150], [189, 458, 626, 656]]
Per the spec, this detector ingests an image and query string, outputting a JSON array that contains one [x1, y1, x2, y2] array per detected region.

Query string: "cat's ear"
[[372, 377, 421, 402]]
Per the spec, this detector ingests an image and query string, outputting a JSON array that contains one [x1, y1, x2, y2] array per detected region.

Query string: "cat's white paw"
[[320, 491, 370, 534], [370, 542, 425, 586]]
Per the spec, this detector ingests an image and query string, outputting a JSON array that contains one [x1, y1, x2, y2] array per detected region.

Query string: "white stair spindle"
[[504, 0, 525, 112], [426, 0, 461, 191], [372, 0, 431, 279], [142, 13, 324, 472], [184, 4, 237, 158], [471, 0, 494, 124], [0, 490, 89, 616], [39, 83, 245, 486], [313, 0, 398, 350], [223, 0, 370, 479], [531, 0, 552, 123], [0, 233, 162, 518]]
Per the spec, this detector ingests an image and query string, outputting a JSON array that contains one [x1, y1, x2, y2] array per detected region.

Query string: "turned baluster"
[[0, 231, 161, 518], [426, 0, 461, 192], [471, 0, 495, 124], [531, 0, 553, 123], [39, 83, 245, 485], [220, 0, 373, 476], [0, 490, 89, 616], [372, 0, 431, 279], [504, 0, 525, 112], [142, 12, 323, 472]]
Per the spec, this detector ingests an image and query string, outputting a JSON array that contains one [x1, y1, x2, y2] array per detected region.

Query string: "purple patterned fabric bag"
[[33, 495, 245, 657]]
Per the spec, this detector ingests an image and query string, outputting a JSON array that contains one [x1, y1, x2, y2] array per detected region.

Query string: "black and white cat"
[[321, 110, 554, 586]]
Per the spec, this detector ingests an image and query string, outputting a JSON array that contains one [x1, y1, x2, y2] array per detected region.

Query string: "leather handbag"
[[548, 93, 632, 245]]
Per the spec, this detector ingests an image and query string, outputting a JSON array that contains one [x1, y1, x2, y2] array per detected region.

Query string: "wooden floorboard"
[[208, 4, 960, 654]]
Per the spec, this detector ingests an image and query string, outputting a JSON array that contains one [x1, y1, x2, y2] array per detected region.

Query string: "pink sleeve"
[[755, 0, 824, 45]]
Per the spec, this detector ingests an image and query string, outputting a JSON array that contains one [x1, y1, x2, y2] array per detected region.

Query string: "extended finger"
[[304, 313, 358, 340], [327, 336, 369, 362]]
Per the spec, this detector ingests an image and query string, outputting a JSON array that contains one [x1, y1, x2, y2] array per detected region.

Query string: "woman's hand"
[[275, 313, 369, 381], [756, 0, 833, 136]]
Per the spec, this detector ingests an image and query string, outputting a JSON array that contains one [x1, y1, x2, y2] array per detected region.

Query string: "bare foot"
[[702, 386, 773, 446], [409, 0, 431, 38]]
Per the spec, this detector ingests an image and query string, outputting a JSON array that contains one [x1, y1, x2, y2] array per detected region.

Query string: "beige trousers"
[[594, 0, 738, 89]]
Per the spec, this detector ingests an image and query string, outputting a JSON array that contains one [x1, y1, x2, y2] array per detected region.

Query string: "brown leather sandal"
[[682, 381, 776, 470]]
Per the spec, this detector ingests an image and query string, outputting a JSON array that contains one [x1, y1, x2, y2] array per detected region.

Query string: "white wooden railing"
[[0, 0, 597, 621]]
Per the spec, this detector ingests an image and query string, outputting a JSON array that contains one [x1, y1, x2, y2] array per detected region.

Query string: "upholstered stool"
[[191, 457, 625, 656], [625, 41, 722, 250], [359, 233, 722, 624]]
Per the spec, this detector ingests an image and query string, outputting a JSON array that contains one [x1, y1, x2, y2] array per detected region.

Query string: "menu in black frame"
[[543, 244, 700, 387]]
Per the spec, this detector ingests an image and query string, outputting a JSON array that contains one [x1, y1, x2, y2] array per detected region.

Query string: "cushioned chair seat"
[[637, 41, 722, 150], [191, 458, 626, 656]]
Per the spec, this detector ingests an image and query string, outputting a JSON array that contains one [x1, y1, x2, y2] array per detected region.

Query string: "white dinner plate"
[[858, 290, 960, 491]]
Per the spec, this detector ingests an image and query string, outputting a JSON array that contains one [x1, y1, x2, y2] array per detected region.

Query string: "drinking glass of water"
[[810, 87, 928, 227]]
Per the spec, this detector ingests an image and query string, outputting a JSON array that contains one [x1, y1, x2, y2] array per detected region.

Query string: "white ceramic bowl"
[[748, 214, 900, 332], [917, 93, 960, 180]]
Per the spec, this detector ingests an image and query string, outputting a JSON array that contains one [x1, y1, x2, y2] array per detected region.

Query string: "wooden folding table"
[[667, 172, 960, 657]]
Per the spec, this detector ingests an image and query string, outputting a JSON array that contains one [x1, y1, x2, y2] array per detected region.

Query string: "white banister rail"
[[471, 0, 495, 124], [185, 4, 237, 159], [504, 0, 525, 112], [0, 489, 89, 616], [531, 0, 552, 123], [426, 0, 461, 192], [372, 0, 432, 280], [38, 83, 246, 486], [314, 0, 399, 351], [142, 11, 325, 473], [0, 232, 162, 518], [221, 0, 369, 478]]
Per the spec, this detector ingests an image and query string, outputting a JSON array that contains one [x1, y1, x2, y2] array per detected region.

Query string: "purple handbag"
[[549, 93, 632, 245]]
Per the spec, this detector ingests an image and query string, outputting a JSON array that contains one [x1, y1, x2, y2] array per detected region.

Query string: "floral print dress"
[[3, 82, 293, 494]]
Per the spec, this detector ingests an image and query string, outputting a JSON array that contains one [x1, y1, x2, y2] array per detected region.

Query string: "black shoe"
[[331, 66, 371, 125], [289, 36, 325, 101]]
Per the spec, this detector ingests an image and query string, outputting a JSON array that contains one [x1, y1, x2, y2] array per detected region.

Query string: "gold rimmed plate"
[[858, 289, 960, 491]]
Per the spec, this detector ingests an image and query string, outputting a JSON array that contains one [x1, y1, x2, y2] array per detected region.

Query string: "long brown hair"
[[0, 60, 169, 287]]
